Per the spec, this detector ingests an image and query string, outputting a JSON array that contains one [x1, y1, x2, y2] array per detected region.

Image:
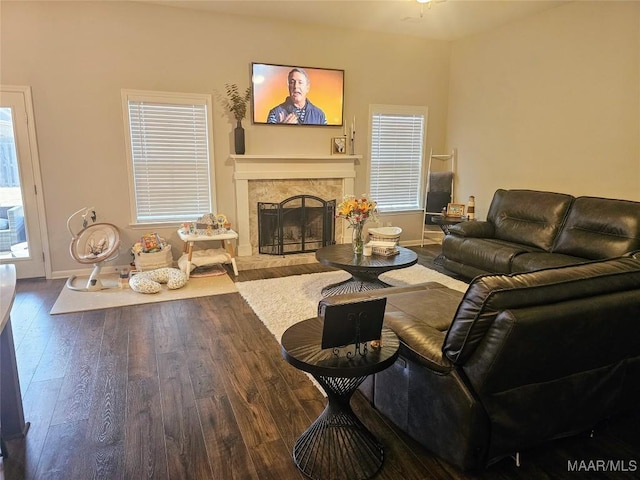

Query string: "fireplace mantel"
[[231, 154, 361, 161], [231, 154, 361, 179], [231, 154, 360, 256]]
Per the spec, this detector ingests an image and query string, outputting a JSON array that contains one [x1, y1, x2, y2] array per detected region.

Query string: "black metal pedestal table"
[[293, 375, 382, 479], [281, 318, 400, 480], [430, 215, 466, 266], [320, 269, 392, 296], [315, 244, 418, 297]]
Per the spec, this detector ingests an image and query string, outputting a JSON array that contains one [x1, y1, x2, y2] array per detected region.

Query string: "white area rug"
[[236, 264, 468, 343], [50, 273, 238, 315]]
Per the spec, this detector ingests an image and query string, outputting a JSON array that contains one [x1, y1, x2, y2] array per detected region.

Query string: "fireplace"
[[231, 154, 359, 256], [258, 195, 336, 255]]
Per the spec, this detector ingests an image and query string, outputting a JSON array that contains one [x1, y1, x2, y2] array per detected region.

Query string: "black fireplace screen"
[[258, 195, 336, 255]]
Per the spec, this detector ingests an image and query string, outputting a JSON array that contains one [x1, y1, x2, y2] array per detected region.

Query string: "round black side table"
[[430, 215, 467, 265], [281, 317, 400, 480], [430, 214, 466, 235]]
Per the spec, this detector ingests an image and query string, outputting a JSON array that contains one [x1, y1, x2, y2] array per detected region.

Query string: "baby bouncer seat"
[[66, 207, 121, 292]]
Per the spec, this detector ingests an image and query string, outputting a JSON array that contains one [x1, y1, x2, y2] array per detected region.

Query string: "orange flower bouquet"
[[336, 195, 377, 254]]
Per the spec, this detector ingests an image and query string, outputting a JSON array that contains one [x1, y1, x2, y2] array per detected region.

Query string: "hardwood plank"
[[49, 311, 105, 426], [124, 376, 168, 480], [12, 278, 62, 327], [182, 328, 226, 399], [204, 293, 264, 344], [33, 419, 89, 480], [152, 303, 184, 355], [123, 306, 167, 480], [14, 309, 80, 394], [100, 307, 129, 357], [83, 309, 128, 479], [175, 299, 228, 398], [30, 313, 81, 383], [127, 307, 157, 381], [242, 349, 312, 448], [248, 439, 306, 480], [197, 395, 260, 480], [288, 384, 326, 423], [219, 344, 281, 449], [234, 262, 331, 282], [80, 444, 124, 480], [9, 289, 45, 346], [157, 350, 213, 479]]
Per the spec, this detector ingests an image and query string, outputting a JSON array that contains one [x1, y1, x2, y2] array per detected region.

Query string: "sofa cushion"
[[487, 189, 574, 251], [441, 258, 492, 280], [553, 196, 640, 259], [510, 252, 588, 272], [0, 218, 8, 230], [442, 236, 538, 274], [443, 257, 640, 365]]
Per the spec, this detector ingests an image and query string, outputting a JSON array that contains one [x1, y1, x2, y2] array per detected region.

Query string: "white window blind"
[[369, 106, 426, 212], [122, 90, 214, 224]]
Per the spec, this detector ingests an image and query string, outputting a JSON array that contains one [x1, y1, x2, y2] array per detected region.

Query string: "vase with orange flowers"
[[336, 194, 378, 254]]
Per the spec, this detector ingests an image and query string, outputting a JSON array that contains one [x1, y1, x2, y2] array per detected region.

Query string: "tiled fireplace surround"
[[231, 154, 361, 257]]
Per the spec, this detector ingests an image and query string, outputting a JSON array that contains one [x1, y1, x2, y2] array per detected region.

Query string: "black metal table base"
[[293, 375, 383, 480], [433, 254, 445, 266], [321, 275, 391, 297]]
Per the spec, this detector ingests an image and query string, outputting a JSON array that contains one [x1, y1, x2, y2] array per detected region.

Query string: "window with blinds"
[[121, 90, 215, 224], [369, 105, 427, 212]]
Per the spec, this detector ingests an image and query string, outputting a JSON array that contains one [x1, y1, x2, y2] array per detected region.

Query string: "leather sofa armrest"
[[448, 220, 495, 238]]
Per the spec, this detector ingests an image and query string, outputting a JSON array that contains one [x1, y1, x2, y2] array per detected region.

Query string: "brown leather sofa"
[[441, 189, 640, 279], [318, 257, 640, 471]]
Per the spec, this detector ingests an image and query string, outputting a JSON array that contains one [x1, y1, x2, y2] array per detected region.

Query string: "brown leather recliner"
[[318, 257, 640, 471]]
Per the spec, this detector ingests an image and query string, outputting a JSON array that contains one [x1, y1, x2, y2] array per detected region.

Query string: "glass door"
[[0, 87, 46, 278]]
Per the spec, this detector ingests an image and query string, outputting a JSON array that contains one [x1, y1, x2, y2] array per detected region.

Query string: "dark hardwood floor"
[[1, 245, 638, 479]]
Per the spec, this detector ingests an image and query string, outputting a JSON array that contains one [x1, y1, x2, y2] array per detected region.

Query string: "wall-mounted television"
[[251, 62, 344, 126]]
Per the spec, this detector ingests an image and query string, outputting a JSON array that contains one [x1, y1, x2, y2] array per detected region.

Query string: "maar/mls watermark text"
[[568, 459, 637, 472]]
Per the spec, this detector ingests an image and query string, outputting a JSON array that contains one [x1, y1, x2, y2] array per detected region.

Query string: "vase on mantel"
[[234, 120, 245, 155], [352, 223, 364, 255]]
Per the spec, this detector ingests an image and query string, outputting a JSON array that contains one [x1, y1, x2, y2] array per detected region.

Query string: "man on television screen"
[[267, 68, 327, 125]]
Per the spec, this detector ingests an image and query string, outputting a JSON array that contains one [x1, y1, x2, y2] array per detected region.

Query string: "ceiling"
[[142, 0, 570, 41]]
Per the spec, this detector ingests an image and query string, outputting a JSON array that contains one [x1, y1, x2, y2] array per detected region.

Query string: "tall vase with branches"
[[225, 83, 251, 154]]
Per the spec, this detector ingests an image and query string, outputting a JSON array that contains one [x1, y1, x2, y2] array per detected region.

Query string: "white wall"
[[447, 1, 640, 220], [1, 1, 451, 276]]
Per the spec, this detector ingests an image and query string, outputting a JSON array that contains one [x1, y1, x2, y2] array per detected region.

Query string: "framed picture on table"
[[446, 203, 466, 218]]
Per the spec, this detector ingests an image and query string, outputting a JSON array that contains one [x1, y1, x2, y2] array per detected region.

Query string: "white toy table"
[[177, 228, 239, 278]]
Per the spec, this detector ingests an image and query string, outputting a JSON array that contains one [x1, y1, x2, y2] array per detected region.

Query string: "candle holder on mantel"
[[349, 133, 355, 155]]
